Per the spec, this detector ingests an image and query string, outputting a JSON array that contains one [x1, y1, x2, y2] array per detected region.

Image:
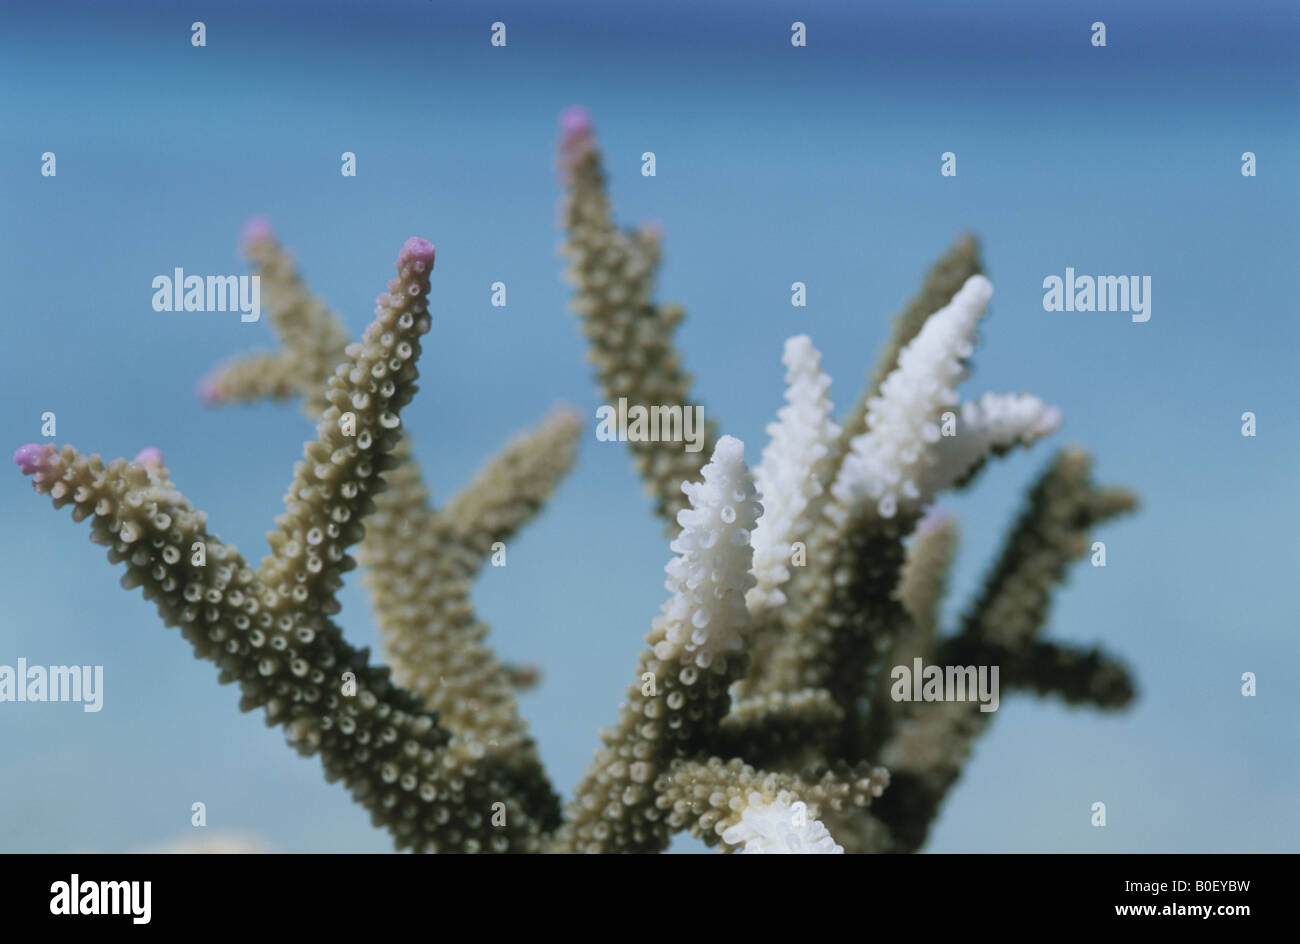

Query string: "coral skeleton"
[[15, 109, 1137, 854]]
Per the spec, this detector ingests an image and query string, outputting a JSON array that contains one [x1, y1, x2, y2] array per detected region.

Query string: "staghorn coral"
[[14, 108, 1137, 854]]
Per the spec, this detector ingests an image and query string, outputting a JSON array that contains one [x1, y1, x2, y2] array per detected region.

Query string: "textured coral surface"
[[15, 111, 1137, 854]]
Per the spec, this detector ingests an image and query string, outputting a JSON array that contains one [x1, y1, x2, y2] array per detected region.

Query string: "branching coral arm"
[[831, 274, 993, 522], [938, 637, 1135, 709], [197, 351, 301, 406], [711, 689, 844, 767], [208, 219, 579, 579], [748, 276, 997, 706], [256, 238, 435, 617], [559, 106, 718, 527], [893, 508, 959, 643], [548, 436, 760, 853], [861, 510, 962, 744], [958, 448, 1137, 648], [200, 217, 352, 417], [838, 233, 983, 451], [864, 448, 1136, 852], [749, 277, 1065, 775], [357, 431, 556, 800], [12, 440, 554, 852], [358, 417, 574, 783], [439, 407, 583, 574], [927, 393, 1064, 494], [747, 335, 841, 615], [201, 221, 577, 680]]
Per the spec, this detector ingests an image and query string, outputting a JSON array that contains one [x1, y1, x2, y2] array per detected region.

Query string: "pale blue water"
[[1, 0, 1296, 852]]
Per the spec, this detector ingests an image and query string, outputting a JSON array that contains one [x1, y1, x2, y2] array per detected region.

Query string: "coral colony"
[[14, 108, 1137, 854]]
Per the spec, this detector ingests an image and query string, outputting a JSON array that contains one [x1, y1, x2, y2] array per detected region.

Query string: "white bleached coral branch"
[[651, 435, 761, 670], [831, 275, 992, 520], [923, 392, 1063, 495], [721, 795, 845, 854], [748, 335, 841, 613]]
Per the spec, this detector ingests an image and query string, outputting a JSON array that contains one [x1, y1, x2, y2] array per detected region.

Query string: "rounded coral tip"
[[712, 434, 745, 466], [399, 237, 435, 268], [961, 273, 994, 304], [13, 443, 50, 475], [1037, 404, 1064, 435], [196, 376, 221, 404], [240, 215, 273, 250], [133, 447, 165, 467], [915, 506, 952, 536], [559, 105, 592, 139]]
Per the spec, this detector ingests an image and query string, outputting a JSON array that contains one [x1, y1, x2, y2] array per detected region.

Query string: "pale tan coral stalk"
[[199, 217, 351, 417], [559, 106, 718, 527]]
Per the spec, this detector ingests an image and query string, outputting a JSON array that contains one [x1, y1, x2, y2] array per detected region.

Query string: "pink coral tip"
[[559, 105, 592, 139], [398, 237, 435, 268], [133, 447, 165, 467], [558, 107, 596, 176], [240, 215, 273, 249], [13, 443, 50, 475], [915, 506, 953, 536], [196, 376, 221, 404]]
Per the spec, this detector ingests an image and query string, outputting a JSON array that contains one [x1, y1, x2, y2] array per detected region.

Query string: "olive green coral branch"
[[438, 408, 583, 575], [357, 432, 555, 798], [710, 688, 845, 768], [558, 107, 718, 528], [254, 239, 436, 616], [199, 223, 579, 730], [936, 637, 1135, 709], [15, 239, 562, 852], [863, 448, 1136, 852], [200, 217, 351, 418]]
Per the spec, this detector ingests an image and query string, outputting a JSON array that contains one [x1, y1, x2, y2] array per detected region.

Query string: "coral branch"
[[832, 274, 992, 522], [199, 224, 568, 796], [839, 233, 983, 450], [938, 637, 1135, 709], [865, 448, 1137, 851], [198, 352, 301, 405], [712, 689, 844, 766], [894, 508, 959, 642], [559, 106, 718, 527], [257, 238, 434, 616], [358, 433, 555, 794], [957, 448, 1137, 648], [932, 393, 1063, 493], [748, 335, 841, 614], [550, 436, 760, 852], [13, 441, 554, 852], [439, 407, 582, 573], [200, 216, 352, 417], [501, 662, 543, 691], [744, 276, 1067, 787]]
